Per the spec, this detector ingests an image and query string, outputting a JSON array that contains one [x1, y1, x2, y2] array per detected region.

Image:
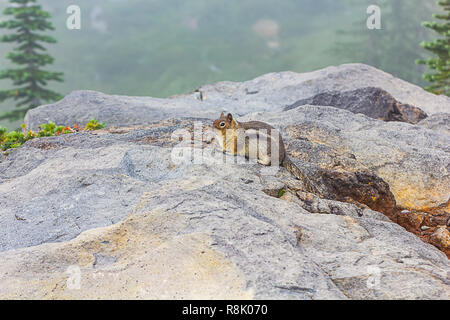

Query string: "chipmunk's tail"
[[282, 157, 318, 194]]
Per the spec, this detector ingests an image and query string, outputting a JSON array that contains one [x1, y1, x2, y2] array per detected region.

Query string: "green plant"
[[277, 188, 287, 198], [0, 126, 7, 140], [37, 121, 57, 137], [84, 119, 106, 131], [1, 129, 25, 150], [0, 119, 106, 151], [417, 0, 449, 96]]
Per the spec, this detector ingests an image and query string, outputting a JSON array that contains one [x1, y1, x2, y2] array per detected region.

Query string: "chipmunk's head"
[[213, 112, 238, 134]]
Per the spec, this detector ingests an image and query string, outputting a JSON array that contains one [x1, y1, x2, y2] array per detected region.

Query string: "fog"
[[0, 0, 439, 128]]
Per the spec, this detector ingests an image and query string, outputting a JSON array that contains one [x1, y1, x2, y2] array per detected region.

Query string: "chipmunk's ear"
[[227, 113, 233, 123], [220, 112, 224, 118]]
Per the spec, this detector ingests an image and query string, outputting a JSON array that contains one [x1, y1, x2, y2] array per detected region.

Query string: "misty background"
[[0, 0, 439, 129]]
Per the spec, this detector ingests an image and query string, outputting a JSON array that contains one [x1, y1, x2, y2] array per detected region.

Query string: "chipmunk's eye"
[[219, 122, 226, 127]]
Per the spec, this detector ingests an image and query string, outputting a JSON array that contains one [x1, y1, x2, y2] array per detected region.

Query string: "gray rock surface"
[[1, 64, 449, 299], [24, 64, 449, 130], [192, 63, 449, 116], [418, 113, 450, 136], [240, 106, 450, 211], [0, 121, 449, 299]]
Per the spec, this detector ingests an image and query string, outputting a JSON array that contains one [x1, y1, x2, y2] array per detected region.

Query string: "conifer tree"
[[417, 0, 449, 96], [0, 0, 63, 121]]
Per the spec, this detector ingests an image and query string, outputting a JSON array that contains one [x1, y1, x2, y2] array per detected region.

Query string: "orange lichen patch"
[[421, 201, 450, 227], [397, 211, 426, 230], [423, 200, 450, 215], [381, 177, 449, 212], [429, 227, 450, 258], [394, 201, 450, 258]]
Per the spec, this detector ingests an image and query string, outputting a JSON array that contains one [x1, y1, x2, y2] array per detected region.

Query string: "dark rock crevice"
[[284, 87, 428, 124]]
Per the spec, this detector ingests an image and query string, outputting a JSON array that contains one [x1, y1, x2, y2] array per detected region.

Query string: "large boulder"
[[241, 106, 449, 257], [0, 124, 449, 299], [2, 64, 449, 299], [241, 106, 449, 212], [24, 63, 449, 130]]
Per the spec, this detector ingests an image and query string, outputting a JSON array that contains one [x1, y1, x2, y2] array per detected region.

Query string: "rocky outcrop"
[[284, 87, 428, 124], [0, 123, 449, 300], [2, 64, 449, 299], [24, 63, 449, 131], [241, 106, 450, 257]]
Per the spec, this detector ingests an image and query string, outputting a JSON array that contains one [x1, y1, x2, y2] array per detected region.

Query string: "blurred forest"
[[0, 0, 439, 129]]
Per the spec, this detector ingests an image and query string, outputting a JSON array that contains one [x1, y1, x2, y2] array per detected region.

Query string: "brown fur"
[[212, 113, 317, 193], [213, 113, 286, 165]]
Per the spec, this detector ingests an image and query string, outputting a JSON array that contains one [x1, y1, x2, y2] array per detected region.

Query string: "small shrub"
[[84, 119, 106, 131], [0, 119, 106, 152], [0, 126, 7, 141], [277, 188, 286, 198], [38, 121, 57, 137], [1, 130, 25, 151]]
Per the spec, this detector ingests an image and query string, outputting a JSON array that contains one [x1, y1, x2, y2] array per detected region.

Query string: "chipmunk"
[[212, 112, 317, 193]]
